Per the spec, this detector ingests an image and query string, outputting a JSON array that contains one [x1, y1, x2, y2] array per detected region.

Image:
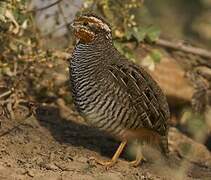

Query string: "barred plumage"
[[70, 14, 170, 167]]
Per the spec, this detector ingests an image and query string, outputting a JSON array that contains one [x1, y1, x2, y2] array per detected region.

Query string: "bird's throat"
[[75, 28, 95, 43]]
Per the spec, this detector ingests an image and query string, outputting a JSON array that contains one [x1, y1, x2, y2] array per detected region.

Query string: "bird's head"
[[71, 14, 112, 44]]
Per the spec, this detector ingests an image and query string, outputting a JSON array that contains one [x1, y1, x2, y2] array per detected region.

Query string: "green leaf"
[[124, 49, 136, 62], [125, 28, 134, 40], [149, 49, 162, 63], [132, 26, 146, 42], [125, 25, 161, 43], [114, 41, 124, 53], [146, 26, 160, 42], [114, 41, 135, 62]]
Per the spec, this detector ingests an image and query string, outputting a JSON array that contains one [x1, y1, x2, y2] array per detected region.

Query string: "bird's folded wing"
[[108, 61, 169, 136]]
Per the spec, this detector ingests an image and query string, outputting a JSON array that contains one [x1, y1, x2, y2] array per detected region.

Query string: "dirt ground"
[[0, 51, 211, 180], [0, 97, 211, 180]]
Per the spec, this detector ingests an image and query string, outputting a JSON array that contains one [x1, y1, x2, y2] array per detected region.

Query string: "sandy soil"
[[0, 99, 211, 180]]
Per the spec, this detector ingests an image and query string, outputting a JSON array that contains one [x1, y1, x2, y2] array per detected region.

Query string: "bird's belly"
[[77, 91, 125, 135], [72, 79, 138, 135]]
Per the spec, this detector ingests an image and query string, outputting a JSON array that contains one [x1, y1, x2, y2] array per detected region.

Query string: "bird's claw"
[[89, 157, 117, 169]]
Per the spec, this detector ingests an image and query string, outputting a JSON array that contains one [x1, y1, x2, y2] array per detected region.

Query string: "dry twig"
[[0, 90, 12, 99], [27, 0, 63, 13], [156, 39, 211, 59]]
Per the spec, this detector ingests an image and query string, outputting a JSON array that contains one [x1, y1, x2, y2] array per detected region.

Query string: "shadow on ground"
[[35, 105, 121, 158]]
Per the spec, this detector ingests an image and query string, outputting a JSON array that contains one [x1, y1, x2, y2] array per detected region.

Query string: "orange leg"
[[95, 140, 127, 168]]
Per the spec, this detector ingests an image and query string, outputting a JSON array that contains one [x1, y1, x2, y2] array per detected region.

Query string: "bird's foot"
[[128, 155, 146, 167], [89, 157, 117, 169], [89, 141, 127, 169]]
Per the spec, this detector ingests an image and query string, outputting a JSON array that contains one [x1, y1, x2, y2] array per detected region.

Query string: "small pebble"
[[77, 157, 88, 163]]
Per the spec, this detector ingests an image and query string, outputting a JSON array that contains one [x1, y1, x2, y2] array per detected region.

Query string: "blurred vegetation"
[[0, 0, 163, 100], [83, 0, 161, 62], [2, 0, 209, 66], [0, 0, 71, 107], [146, 0, 211, 48]]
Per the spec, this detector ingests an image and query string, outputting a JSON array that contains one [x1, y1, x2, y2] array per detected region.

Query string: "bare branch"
[[27, 0, 63, 13], [0, 90, 12, 99], [156, 39, 211, 59]]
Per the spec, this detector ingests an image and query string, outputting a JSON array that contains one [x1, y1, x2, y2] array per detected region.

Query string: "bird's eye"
[[83, 21, 89, 26]]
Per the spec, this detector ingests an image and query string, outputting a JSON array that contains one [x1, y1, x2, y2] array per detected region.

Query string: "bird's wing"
[[108, 60, 169, 136]]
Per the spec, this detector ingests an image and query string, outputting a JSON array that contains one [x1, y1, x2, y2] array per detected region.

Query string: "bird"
[[69, 14, 170, 167]]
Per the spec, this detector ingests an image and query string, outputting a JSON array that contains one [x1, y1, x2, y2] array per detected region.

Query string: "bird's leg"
[[129, 142, 145, 167], [95, 140, 127, 168]]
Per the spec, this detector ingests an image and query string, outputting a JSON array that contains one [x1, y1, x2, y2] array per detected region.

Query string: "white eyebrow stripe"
[[76, 28, 95, 36], [88, 17, 111, 32]]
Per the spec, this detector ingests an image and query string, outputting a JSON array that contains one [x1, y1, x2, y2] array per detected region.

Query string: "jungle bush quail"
[[70, 14, 170, 167]]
